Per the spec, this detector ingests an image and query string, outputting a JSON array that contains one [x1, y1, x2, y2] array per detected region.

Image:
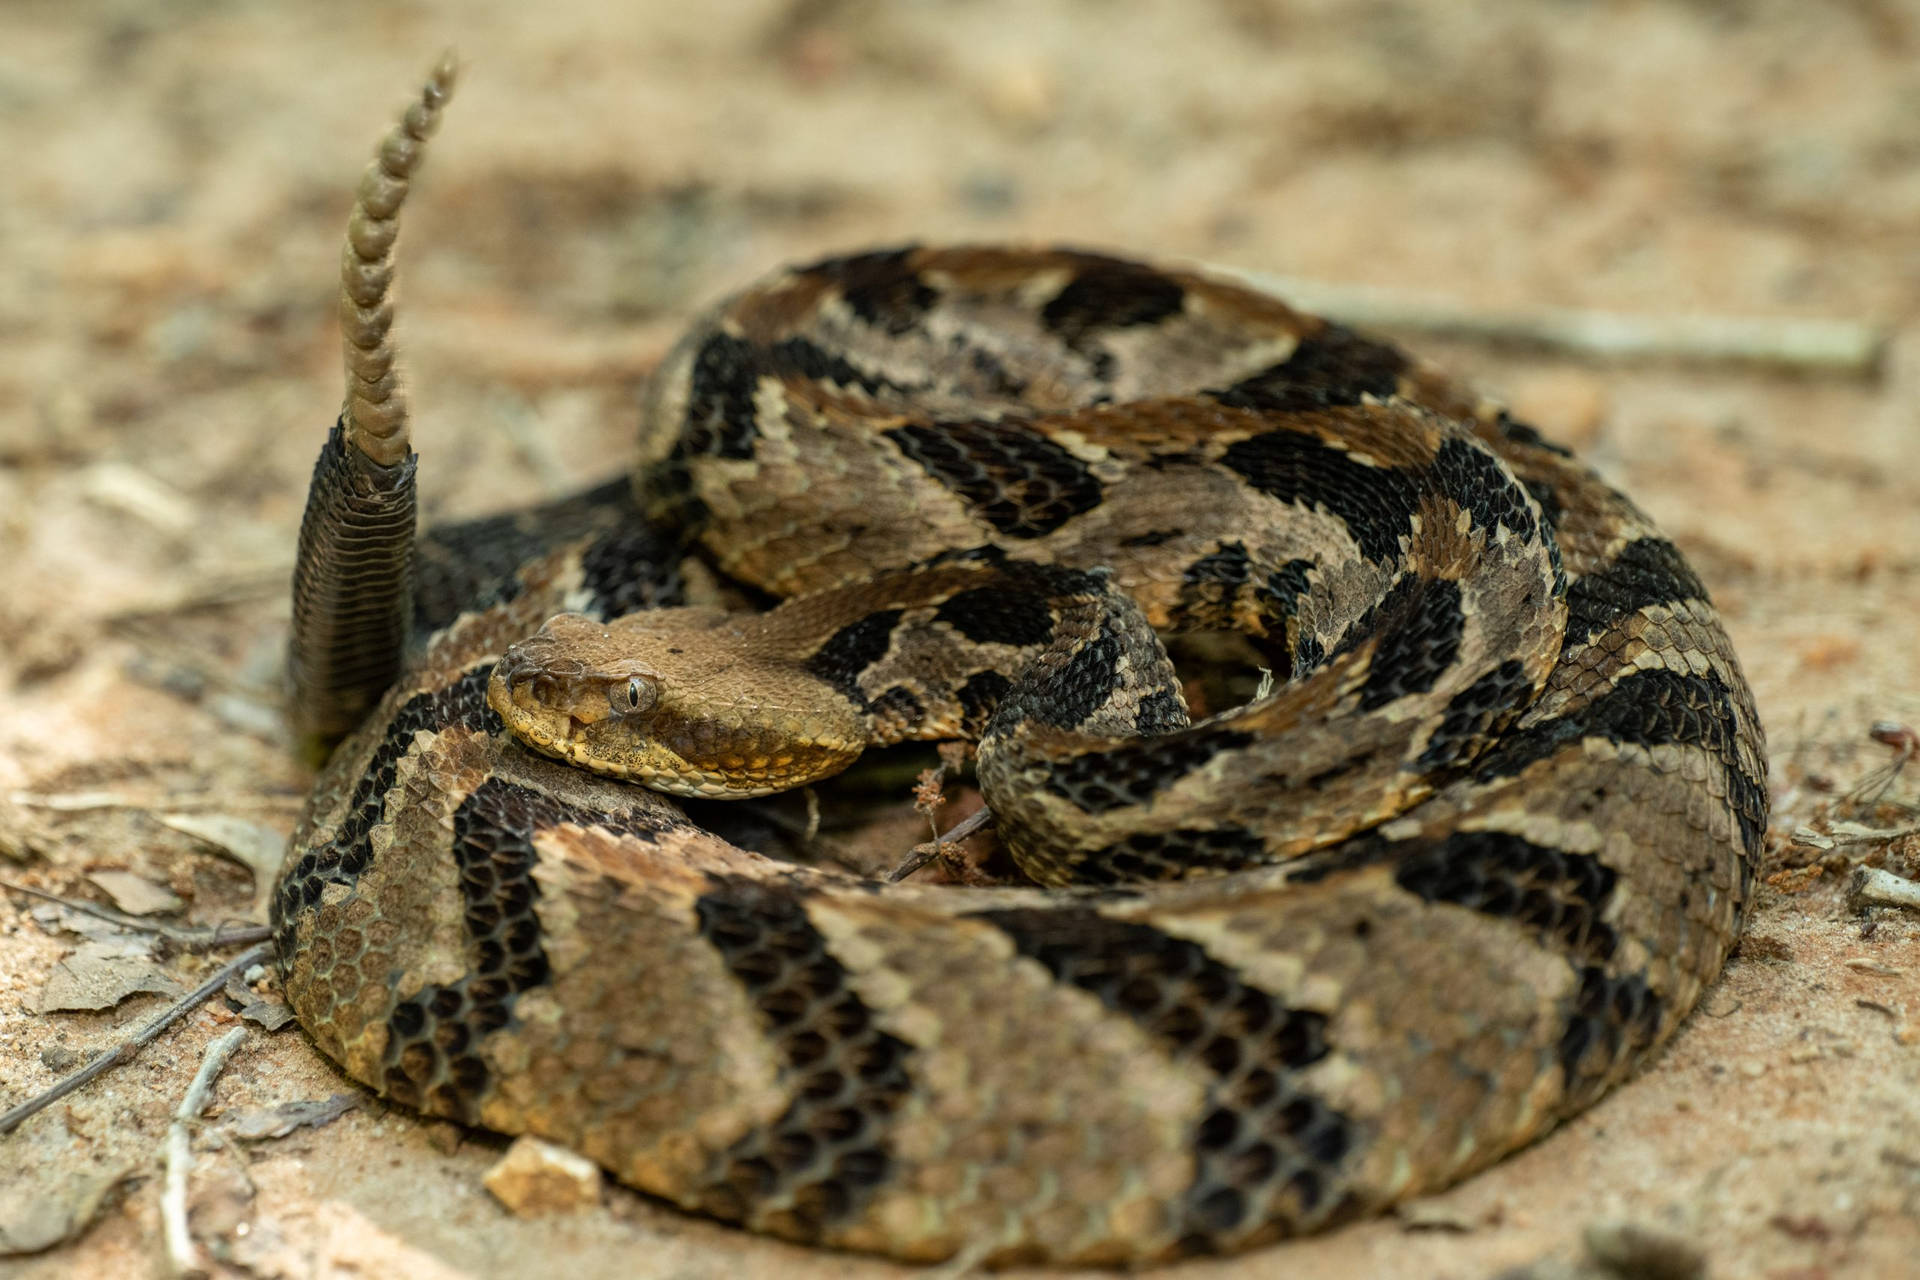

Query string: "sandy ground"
[[2, 1, 1919, 1276]]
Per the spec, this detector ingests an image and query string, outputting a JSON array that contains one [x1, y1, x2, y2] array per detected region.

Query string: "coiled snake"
[[273, 60, 1767, 1266]]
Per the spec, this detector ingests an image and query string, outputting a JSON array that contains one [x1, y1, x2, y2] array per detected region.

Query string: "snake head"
[[489, 611, 665, 747], [486, 611, 864, 798]]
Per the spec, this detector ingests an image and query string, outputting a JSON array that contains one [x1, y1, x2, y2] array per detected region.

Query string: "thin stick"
[[886, 807, 994, 883], [0, 942, 271, 1136], [726, 795, 857, 869], [162, 1025, 248, 1278], [1221, 268, 1888, 380], [0, 877, 271, 950], [1852, 721, 1920, 811], [1851, 866, 1920, 913], [802, 787, 822, 846]]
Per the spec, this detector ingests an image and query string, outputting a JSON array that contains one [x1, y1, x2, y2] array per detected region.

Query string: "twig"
[[1869, 721, 1918, 757], [802, 787, 821, 846], [885, 845, 942, 884], [0, 942, 271, 1136], [728, 795, 856, 869], [163, 1025, 248, 1279], [1221, 268, 1888, 380], [0, 877, 271, 950], [886, 807, 995, 883], [1791, 821, 1920, 853], [1852, 721, 1920, 811], [1850, 866, 1920, 914]]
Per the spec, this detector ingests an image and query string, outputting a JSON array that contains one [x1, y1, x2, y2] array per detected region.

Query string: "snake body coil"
[[274, 65, 1767, 1265]]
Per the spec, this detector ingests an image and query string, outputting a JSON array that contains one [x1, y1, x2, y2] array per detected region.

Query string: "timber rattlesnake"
[[273, 59, 1767, 1265]]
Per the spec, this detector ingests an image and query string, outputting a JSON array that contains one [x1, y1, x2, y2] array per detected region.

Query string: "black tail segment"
[[288, 420, 417, 748]]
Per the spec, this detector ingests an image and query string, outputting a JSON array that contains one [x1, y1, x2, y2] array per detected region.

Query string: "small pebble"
[[1584, 1220, 1707, 1280], [41, 1044, 83, 1072], [980, 61, 1058, 129], [483, 1135, 602, 1216]]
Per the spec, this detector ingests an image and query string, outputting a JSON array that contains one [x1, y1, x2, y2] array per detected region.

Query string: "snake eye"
[[610, 674, 655, 716]]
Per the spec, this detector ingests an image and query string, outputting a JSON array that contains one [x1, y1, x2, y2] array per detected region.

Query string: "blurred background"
[[2, 3, 1918, 1277], [5, 1, 1918, 541]]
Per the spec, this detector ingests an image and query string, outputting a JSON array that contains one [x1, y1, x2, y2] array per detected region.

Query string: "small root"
[[0, 876, 270, 951], [162, 1026, 249, 1278]]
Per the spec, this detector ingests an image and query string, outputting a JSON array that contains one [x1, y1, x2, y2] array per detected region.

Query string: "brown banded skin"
[[275, 65, 1768, 1267]]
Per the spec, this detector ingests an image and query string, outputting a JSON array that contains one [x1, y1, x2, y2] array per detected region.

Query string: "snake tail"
[[289, 56, 454, 744]]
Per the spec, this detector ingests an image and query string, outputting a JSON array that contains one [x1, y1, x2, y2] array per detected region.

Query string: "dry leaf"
[[226, 1094, 358, 1141], [0, 1167, 132, 1255], [155, 812, 286, 919], [223, 975, 295, 1032], [37, 942, 180, 1012], [30, 904, 142, 945], [86, 869, 183, 916]]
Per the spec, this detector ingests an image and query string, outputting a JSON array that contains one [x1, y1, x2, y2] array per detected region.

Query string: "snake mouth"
[[487, 661, 587, 748]]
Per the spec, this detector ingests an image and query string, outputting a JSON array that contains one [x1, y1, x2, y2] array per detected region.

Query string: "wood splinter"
[[1849, 865, 1920, 914]]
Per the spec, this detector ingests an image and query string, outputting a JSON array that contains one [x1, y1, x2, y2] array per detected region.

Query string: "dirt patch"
[[2, 2, 1918, 1277]]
